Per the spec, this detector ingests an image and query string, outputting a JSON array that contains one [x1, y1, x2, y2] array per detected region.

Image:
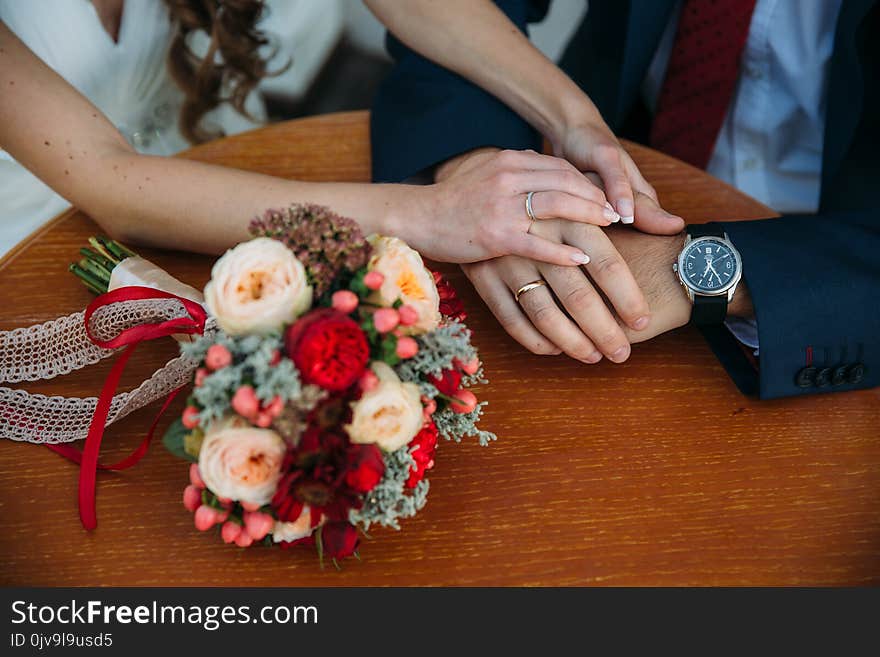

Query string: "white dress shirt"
[[643, 0, 844, 214]]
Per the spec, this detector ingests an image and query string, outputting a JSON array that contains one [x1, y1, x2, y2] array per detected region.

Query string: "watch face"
[[679, 238, 740, 294]]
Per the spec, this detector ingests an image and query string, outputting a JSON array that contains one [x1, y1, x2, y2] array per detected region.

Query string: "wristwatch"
[[672, 225, 743, 325]]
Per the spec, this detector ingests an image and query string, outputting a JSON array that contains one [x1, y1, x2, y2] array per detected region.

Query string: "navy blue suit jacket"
[[371, 0, 880, 399]]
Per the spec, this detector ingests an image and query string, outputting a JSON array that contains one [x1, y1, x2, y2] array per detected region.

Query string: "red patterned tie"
[[650, 0, 758, 169]]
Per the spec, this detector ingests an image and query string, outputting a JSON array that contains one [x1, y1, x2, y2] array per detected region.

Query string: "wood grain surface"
[[0, 111, 877, 586]]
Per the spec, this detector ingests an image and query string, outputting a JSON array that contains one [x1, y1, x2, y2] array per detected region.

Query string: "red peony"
[[433, 271, 467, 321], [406, 421, 438, 488], [429, 368, 462, 396], [284, 309, 369, 392], [344, 443, 385, 493], [321, 521, 360, 560], [272, 426, 365, 526]]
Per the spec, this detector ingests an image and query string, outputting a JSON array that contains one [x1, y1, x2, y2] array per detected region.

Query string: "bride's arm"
[[0, 21, 607, 266], [365, 0, 683, 233]]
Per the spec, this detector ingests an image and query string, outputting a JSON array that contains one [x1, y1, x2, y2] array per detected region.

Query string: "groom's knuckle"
[[593, 253, 625, 277], [530, 303, 557, 326], [597, 329, 624, 349], [564, 285, 597, 308]]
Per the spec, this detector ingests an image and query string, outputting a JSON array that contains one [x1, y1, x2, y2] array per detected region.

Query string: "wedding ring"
[[525, 191, 537, 223], [515, 279, 547, 303]]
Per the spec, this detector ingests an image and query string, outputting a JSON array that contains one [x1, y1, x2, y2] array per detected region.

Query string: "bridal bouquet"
[[71, 205, 493, 565]]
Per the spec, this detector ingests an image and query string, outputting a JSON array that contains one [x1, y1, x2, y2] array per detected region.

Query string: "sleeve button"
[[847, 362, 866, 384], [795, 366, 817, 388], [832, 366, 848, 386], [815, 367, 833, 387]]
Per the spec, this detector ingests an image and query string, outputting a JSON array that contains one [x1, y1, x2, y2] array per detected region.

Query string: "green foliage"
[[181, 330, 302, 428], [395, 320, 478, 394], [162, 418, 198, 463], [349, 446, 429, 531], [434, 403, 496, 446]]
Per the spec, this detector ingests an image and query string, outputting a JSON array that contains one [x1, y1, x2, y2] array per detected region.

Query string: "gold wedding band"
[[525, 191, 537, 222], [515, 279, 547, 303]]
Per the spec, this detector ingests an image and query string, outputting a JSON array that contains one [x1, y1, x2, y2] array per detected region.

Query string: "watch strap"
[[686, 224, 725, 238], [692, 294, 728, 325]]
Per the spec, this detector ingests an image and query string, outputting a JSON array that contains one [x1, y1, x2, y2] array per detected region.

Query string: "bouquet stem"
[[69, 236, 138, 294]]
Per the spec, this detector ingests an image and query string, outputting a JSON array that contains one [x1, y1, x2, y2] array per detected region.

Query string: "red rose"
[[433, 271, 467, 321], [285, 309, 369, 392], [406, 421, 438, 488], [429, 368, 462, 396], [321, 521, 359, 560], [344, 444, 385, 493]]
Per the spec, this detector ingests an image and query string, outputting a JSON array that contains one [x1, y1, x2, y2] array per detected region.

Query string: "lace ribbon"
[[0, 258, 212, 529]]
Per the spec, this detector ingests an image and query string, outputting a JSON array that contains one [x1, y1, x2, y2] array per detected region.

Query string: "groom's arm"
[[718, 210, 879, 398], [607, 210, 880, 399], [370, 0, 550, 182]]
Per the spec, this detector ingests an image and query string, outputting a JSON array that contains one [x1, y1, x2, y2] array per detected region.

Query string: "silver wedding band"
[[514, 279, 547, 303], [525, 191, 537, 223]]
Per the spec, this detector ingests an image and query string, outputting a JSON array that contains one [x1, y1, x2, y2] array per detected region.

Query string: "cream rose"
[[346, 361, 423, 452], [367, 235, 440, 334], [204, 237, 312, 336], [272, 506, 319, 543], [198, 417, 286, 506]]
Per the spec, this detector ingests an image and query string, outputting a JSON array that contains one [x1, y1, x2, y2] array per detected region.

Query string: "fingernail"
[[620, 215, 635, 224], [633, 315, 649, 330], [616, 199, 634, 218], [584, 352, 602, 364], [604, 202, 621, 222], [603, 207, 618, 222], [609, 345, 630, 363], [570, 252, 590, 265]]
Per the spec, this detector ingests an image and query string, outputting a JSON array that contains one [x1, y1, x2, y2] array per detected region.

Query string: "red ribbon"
[[47, 286, 206, 530]]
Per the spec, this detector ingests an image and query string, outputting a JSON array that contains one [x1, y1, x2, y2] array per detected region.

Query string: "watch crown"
[[672, 263, 678, 272]]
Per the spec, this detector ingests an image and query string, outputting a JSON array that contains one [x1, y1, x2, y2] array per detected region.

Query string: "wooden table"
[[0, 111, 877, 586]]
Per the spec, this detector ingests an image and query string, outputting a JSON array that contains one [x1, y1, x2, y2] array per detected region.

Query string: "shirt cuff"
[[725, 315, 760, 354]]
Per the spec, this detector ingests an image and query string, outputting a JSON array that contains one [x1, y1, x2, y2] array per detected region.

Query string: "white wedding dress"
[[0, 0, 266, 258]]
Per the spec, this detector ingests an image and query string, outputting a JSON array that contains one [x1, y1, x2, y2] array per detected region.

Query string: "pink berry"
[[398, 304, 419, 326], [183, 485, 202, 512], [244, 511, 274, 542], [235, 529, 254, 548], [194, 505, 217, 531], [189, 463, 205, 489], [255, 412, 273, 428], [240, 501, 262, 512], [205, 344, 232, 371], [194, 368, 208, 387], [359, 369, 379, 393], [216, 496, 233, 508], [373, 308, 400, 333], [332, 290, 359, 314], [266, 395, 284, 418], [460, 357, 481, 375], [363, 271, 384, 290], [231, 385, 259, 419], [213, 507, 230, 524], [450, 389, 478, 414], [221, 521, 242, 544], [181, 406, 200, 430], [396, 336, 419, 359]]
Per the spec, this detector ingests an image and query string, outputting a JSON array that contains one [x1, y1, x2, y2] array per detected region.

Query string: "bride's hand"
[[410, 148, 619, 266]]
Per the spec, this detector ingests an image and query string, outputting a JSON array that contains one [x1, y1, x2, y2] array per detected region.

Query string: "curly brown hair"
[[163, 0, 277, 144]]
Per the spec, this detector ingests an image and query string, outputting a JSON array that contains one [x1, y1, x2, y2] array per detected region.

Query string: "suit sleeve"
[[370, 0, 551, 183], [715, 210, 880, 399]]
